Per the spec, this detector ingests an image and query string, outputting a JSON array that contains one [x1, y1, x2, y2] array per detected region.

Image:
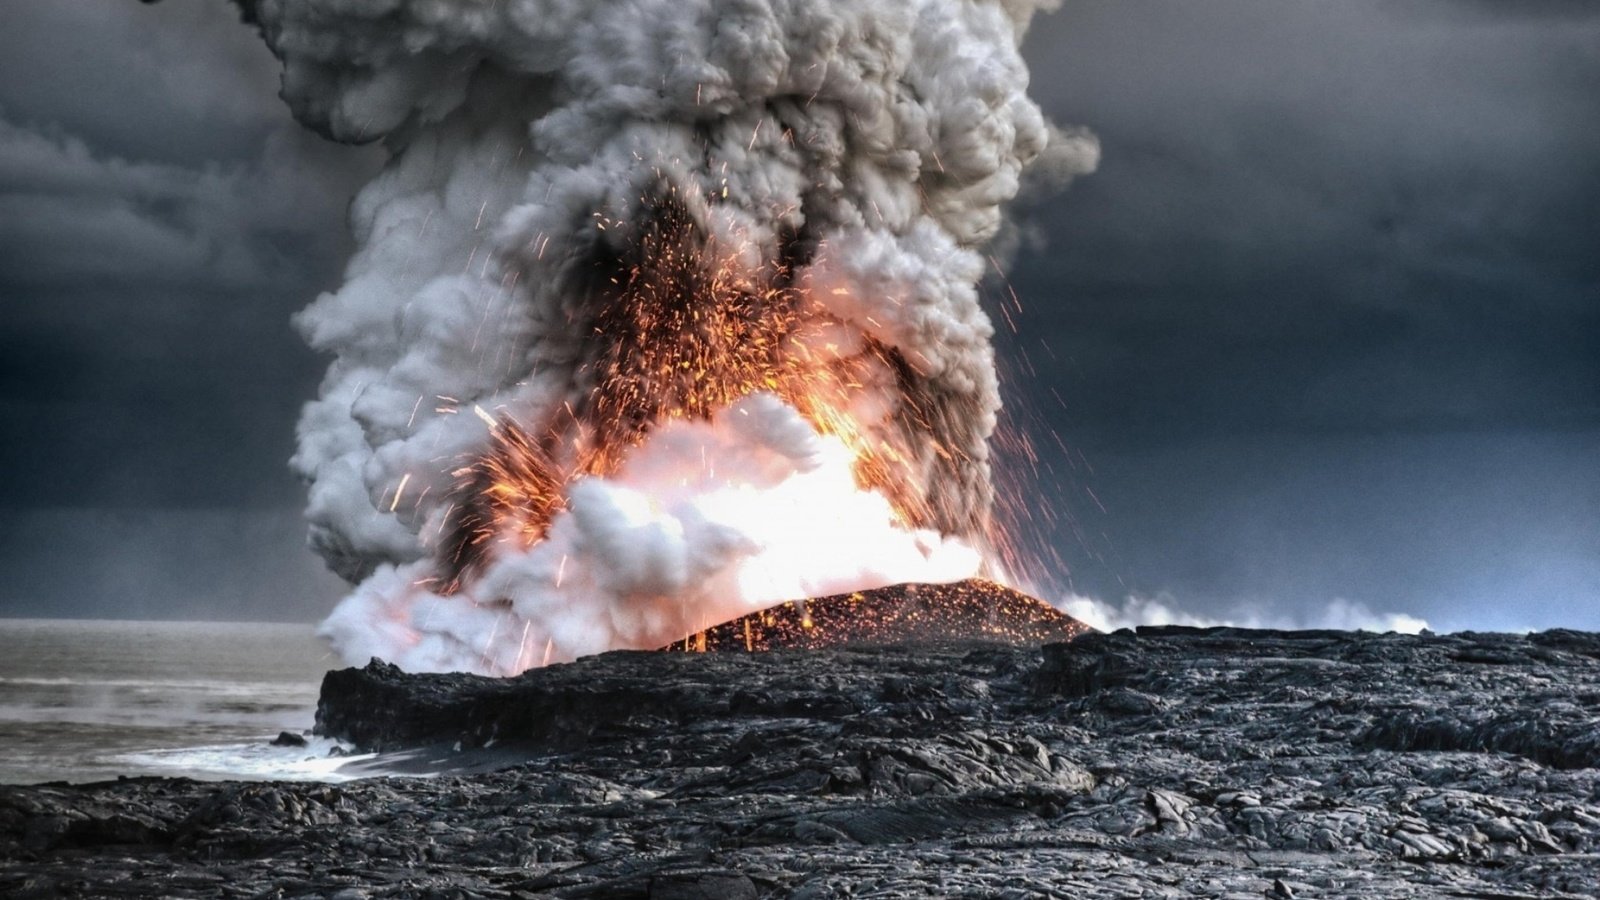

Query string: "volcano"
[[258, 0, 1100, 676], [663, 579, 1090, 652]]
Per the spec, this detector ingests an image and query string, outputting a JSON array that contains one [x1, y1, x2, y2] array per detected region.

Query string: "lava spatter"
[[665, 579, 1090, 653]]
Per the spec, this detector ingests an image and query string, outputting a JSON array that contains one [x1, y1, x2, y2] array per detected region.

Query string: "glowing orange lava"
[[663, 579, 1090, 652], [438, 189, 978, 593]]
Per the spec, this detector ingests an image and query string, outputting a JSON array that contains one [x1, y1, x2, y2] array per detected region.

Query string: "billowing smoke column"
[[244, 0, 1096, 673]]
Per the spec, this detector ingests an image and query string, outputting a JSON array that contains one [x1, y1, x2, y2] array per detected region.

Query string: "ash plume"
[[243, 0, 1095, 672]]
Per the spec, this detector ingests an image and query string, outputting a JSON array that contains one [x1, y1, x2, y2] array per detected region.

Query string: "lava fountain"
[[245, 0, 1098, 673]]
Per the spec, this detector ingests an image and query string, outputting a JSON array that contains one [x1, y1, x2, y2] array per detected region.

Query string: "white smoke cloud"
[[1057, 593, 1430, 635], [989, 122, 1100, 266], [320, 394, 983, 672], [245, 0, 1079, 672]]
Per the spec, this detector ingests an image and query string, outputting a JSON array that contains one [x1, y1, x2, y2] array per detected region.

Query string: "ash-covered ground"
[[5, 623, 1600, 898]]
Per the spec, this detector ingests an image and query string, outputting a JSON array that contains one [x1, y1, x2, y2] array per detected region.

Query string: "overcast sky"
[[0, 0, 1595, 629]]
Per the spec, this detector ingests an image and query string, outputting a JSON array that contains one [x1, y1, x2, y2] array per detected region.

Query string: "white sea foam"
[[113, 737, 374, 783]]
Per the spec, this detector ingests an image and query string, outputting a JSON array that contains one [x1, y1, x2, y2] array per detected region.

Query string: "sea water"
[[0, 619, 371, 784]]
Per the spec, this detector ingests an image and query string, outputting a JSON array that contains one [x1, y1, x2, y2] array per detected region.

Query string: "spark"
[[428, 191, 1016, 626], [389, 473, 412, 512], [516, 620, 532, 671]]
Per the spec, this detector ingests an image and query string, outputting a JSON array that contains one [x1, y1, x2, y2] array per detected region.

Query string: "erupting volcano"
[[251, 0, 1097, 673]]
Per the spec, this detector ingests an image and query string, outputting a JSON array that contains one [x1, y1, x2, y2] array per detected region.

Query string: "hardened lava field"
[[663, 578, 1090, 652]]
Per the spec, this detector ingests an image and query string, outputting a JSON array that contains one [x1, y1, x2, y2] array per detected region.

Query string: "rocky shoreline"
[[4, 626, 1600, 898]]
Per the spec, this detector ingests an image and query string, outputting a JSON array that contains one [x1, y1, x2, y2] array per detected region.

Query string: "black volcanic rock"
[[319, 579, 1086, 754], [270, 731, 308, 747], [4, 627, 1600, 898]]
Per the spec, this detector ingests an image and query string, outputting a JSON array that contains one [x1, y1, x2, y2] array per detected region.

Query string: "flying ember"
[[436, 190, 967, 594], [249, 0, 1098, 674]]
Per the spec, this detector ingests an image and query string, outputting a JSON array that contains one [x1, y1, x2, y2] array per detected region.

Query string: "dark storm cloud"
[[0, 507, 346, 621], [0, 1, 287, 165], [1012, 0, 1600, 442], [0, 1, 380, 515], [0, 1, 377, 618], [999, 0, 1600, 628], [1391, 0, 1600, 23], [1, 118, 296, 291]]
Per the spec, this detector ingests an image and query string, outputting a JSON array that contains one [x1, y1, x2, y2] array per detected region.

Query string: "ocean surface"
[[0, 619, 369, 784]]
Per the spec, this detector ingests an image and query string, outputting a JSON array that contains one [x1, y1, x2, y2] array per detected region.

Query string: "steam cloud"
[[242, 0, 1095, 672], [1059, 594, 1430, 635]]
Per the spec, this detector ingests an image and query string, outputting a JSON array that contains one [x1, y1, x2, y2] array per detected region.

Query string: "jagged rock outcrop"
[[4, 627, 1600, 898]]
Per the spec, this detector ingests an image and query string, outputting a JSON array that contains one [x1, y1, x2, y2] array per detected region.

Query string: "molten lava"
[[664, 579, 1089, 653]]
